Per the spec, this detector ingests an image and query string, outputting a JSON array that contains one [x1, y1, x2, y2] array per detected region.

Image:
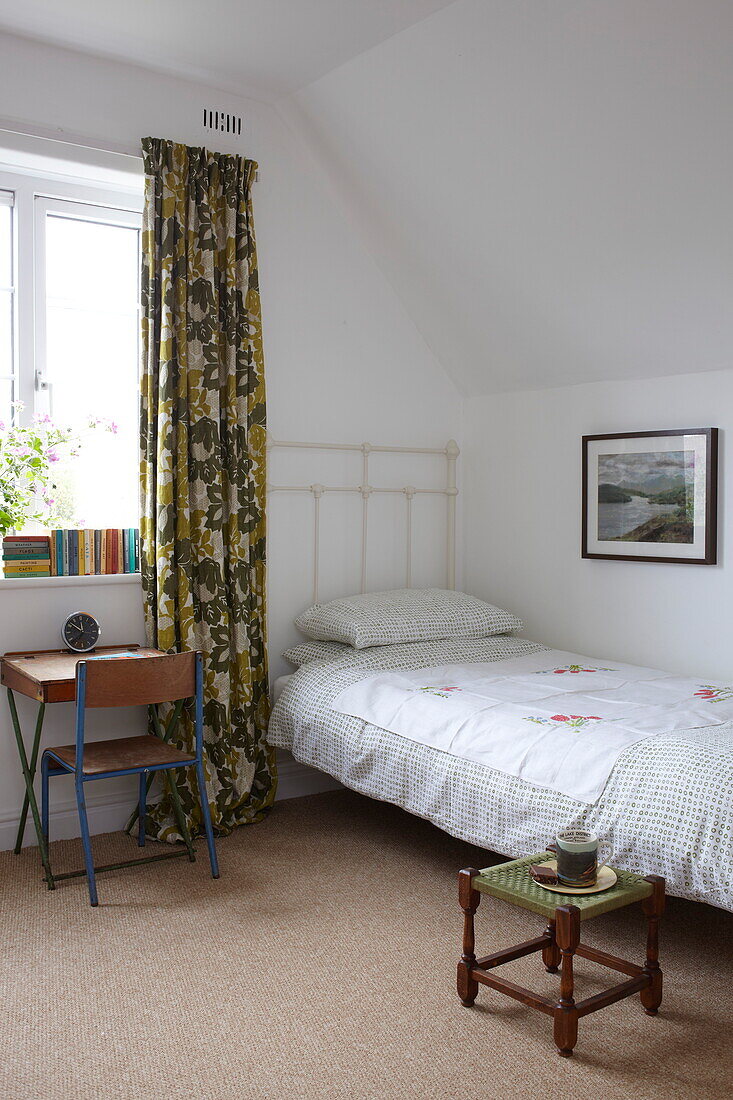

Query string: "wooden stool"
[[457, 853, 665, 1057]]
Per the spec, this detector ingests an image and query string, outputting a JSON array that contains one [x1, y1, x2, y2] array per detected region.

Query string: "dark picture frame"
[[582, 428, 719, 565]]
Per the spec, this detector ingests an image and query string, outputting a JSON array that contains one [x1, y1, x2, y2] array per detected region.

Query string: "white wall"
[[0, 32, 461, 846], [463, 368, 732, 679], [292, 0, 733, 396]]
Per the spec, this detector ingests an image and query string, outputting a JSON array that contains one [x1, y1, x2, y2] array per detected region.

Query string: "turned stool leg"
[[553, 904, 580, 1057], [542, 918, 561, 973], [457, 867, 481, 1007], [640, 875, 665, 1016]]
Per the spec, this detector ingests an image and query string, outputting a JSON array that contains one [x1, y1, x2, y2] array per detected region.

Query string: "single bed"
[[268, 633, 733, 913], [267, 437, 731, 913]]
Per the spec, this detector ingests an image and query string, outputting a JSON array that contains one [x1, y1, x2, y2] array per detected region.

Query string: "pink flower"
[[551, 714, 569, 722], [47, 449, 59, 463], [108, 421, 119, 434]]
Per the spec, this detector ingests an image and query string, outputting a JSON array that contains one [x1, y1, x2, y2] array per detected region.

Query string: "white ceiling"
[[0, 0, 456, 97], [295, 0, 733, 394]]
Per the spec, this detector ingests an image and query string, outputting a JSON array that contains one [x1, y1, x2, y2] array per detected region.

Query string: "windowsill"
[[0, 572, 142, 591]]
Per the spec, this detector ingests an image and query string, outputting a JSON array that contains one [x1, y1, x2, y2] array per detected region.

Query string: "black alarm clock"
[[61, 612, 101, 653]]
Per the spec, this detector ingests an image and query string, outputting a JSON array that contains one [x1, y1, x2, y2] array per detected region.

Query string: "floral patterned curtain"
[[139, 136, 276, 841]]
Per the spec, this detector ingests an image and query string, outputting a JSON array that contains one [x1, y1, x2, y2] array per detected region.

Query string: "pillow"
[[294, 588, 522, 650], [282, 639, 350, 668]]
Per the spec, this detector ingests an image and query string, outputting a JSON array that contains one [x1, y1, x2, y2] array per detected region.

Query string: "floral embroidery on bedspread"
[[536, 665, 617, 674], [525, 714, 604, 729], [695, 685, 733, 702], [416, 686, 463, 698]]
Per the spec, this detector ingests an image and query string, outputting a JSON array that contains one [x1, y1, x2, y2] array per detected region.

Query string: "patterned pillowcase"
[[282, 640, 350, 667], [294, 588, 522, 649]]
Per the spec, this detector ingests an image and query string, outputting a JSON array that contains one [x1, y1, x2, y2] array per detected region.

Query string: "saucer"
[[533, 859, 617, 895]]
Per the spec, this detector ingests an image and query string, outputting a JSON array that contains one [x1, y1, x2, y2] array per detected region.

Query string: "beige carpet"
[[0, 790, 730, 1100]]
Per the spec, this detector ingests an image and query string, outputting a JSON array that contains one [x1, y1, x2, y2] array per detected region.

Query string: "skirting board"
[[0, 750, 341, 852]]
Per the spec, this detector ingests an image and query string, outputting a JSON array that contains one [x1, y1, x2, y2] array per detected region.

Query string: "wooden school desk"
[[1, 644, 166, 889]]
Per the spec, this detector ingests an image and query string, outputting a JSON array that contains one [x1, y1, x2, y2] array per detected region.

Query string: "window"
[[1, 167, 142, 532], [0, 191, 12, 424]]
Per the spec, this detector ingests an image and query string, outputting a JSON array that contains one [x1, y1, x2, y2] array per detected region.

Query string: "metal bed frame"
[[267, 434, 460, 604]]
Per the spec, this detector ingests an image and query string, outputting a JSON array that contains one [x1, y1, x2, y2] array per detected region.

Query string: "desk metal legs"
[[7, 689, 55, 890]]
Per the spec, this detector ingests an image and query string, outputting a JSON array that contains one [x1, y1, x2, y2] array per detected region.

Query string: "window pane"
[[0, 203, 11, 424], [44, 213, 140, 529], [0, 202, 10, 289], [0, 294, 12, 423], [0, 377, 12, 427]]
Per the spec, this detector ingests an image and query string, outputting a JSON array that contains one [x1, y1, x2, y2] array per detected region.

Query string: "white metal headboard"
[[267, 435, 460, 604]]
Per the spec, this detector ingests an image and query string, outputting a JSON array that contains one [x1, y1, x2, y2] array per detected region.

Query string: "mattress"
[[272, 673, 294, 705], [268, 635, 733, 912]]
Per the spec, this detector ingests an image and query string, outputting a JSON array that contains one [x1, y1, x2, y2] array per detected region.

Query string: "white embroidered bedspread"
[[331, 650, 733, 803], [267, 635, 733, 912]]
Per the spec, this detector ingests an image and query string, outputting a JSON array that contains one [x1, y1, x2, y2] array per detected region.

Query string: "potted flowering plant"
[[0, 405, 116, 536]]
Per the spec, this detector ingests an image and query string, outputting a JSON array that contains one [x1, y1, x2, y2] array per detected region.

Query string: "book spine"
[[5, 560, 51, 575], [128, 527, 135, 572], [78, 530, 85, 576], [2, 541, 50, 551], [3, 536, 52, 544], [4, 565, 51, 573], [85, 529, 93, 575], [3, 571, 51, 578], [57, 530, 64, 576], [135, 529, 141, 572], [118, 529, 124, 573], [49, 532, 57, 577], [110, 529, 118, 574], [71, 530, 78, 576], [3, 549, 51, 559], [94, 530, 102, 575], [101, 529, 108, 574], [123, 528, 130, 573]]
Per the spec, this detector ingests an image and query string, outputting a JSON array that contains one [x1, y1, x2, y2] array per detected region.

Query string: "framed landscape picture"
[[582, 428, 718, 564]]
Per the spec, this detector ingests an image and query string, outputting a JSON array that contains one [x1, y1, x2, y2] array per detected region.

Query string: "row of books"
[[2, 529, 141, 578]]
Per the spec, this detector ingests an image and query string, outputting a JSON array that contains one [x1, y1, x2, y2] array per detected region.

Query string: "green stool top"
[[473, 853, 653, 922]]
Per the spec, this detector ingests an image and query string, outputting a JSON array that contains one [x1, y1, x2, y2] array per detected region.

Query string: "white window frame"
[[0, 166, 143, 426], [0, 188, 14, 416]]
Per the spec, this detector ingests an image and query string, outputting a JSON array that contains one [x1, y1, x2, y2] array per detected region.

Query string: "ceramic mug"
[[549, 828, 599, 888]]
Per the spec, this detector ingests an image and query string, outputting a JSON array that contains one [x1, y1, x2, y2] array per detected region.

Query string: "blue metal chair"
[[41, 651, 219, 906]]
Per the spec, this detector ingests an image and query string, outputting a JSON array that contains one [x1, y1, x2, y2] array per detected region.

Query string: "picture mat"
[[585, 433, 709, 559]]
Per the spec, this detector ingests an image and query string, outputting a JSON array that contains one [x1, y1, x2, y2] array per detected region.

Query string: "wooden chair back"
[[79, 652, 197, 709]]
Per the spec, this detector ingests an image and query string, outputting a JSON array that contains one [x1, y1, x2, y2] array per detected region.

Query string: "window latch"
[[35, 369, 50, 393]]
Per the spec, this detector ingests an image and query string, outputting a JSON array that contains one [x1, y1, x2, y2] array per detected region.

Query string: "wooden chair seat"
[[50, 735, 196, 776]]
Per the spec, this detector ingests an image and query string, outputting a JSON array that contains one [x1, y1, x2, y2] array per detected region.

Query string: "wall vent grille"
[[203, 108, 243, 136]]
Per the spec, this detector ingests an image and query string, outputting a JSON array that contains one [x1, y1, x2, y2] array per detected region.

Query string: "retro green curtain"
[[139, 136, 276, 842]]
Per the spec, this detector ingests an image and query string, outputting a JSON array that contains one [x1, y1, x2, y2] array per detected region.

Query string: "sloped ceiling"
[[292, 0, 733, 395], [0, 0, 456, 97]]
